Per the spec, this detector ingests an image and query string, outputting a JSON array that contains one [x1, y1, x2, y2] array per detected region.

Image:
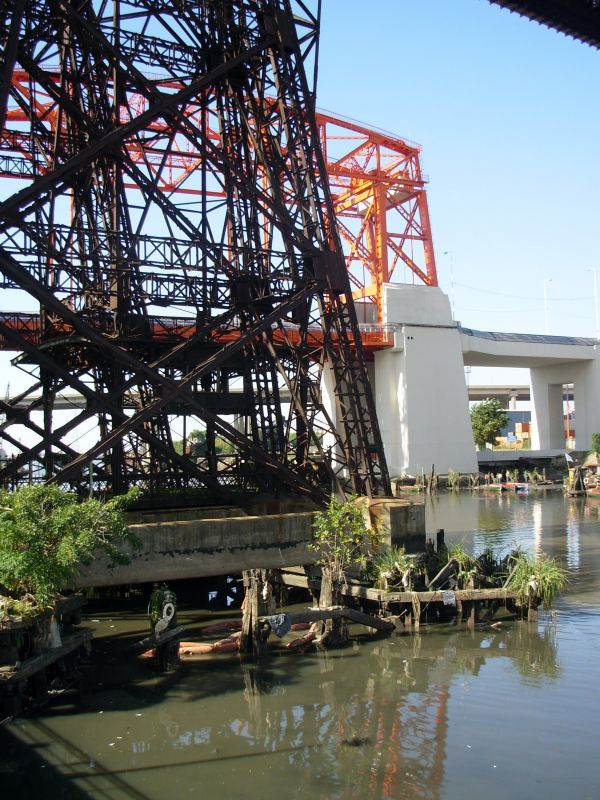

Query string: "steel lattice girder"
[[0, 0, 391, 503], [1, 82, 438, 319]]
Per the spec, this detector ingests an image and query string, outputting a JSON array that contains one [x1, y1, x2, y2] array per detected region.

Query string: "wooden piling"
[[1, 595, 90, 721], [240, 569, 270, 657]]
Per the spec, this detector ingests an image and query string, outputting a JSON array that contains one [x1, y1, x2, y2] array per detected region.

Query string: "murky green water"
[[2, 492, 600, 799]]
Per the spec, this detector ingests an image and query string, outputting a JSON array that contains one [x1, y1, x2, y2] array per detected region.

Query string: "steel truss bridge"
[[1, 0, 598, 505], [0, 0, 401, 504]]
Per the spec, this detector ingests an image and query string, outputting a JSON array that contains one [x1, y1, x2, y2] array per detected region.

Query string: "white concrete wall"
[[375, 284, 477, 476], [383, 283, 455, 326]]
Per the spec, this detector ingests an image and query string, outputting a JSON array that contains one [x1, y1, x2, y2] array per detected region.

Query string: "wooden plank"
[[131, 625, 185, 652], [341, 585, 513, 603], [279, 572, 308, 588], [1, 596, 87, 637], [54, 595, 87, 617], [0, 619, 28, 634], [343, 607, 395, 632], [279, 571, 514, 605], [261, 607, 395, 633], [427, 558, 459, 590], [281, 566, 309, 576], [279, 572, 320, 591], [0, 630, 92, 686]]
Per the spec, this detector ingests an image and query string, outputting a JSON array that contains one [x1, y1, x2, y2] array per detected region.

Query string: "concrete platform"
[[71, 512, 317, 588]]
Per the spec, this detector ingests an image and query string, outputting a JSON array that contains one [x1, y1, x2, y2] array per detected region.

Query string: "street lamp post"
[[543, 278, 552, 335], [586, 267, 599, 340]]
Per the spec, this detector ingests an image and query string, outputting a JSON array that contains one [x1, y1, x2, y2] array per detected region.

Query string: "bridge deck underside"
[[489, 1, 600, 49]]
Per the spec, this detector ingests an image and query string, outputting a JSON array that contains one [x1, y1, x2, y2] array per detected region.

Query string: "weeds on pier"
[[503, 552, 568, 609]]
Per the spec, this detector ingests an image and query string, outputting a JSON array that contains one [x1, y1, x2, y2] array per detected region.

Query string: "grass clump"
[[372, 546, 414, 590], [447, 469, 461, 490], [503, 552, 568, 609]]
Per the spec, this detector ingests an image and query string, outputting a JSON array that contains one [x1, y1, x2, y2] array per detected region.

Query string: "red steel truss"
[[318, 111, 437, 322], [1, 79, 437, 324]]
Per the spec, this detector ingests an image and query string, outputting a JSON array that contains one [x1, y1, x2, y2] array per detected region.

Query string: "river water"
[[2, 491, 600, 799]]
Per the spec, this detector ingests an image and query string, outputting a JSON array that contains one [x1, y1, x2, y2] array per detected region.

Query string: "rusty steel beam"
[[0, 0, 390, 503]]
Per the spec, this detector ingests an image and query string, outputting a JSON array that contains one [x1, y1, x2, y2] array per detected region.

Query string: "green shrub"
[[0, 485, 140, 611], [372, 545, 413, 589], [309, 496, 380, 585]]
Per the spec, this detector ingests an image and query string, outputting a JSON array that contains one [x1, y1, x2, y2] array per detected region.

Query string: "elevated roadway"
[[372, 284, 600, 477], [460, 327, 597, 368], [489, 1, 600, 50]]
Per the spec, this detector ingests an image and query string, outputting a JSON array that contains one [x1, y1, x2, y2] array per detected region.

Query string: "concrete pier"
[[71, 512, 317, 588], [71, 498, 426, 589]]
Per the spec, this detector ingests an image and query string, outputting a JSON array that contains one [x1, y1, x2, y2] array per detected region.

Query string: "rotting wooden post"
[[527, 601, 539, 623], [304, 564, 320, 605], [30, 615, 51, 701], [240, 569, 269, 657], [313, 571, 348, 647], [412, 592, 421, 632], [466, 600, 479, 629], [436, 528, 445, 551]]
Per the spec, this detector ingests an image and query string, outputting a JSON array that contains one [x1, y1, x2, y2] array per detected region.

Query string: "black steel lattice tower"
[[0, 0, 390, 505]]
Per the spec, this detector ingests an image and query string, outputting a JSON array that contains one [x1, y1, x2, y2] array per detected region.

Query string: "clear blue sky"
[[317, 0, 600, 341]]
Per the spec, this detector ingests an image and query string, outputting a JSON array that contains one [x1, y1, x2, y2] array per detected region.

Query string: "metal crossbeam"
[[0, 0, 390, 503]]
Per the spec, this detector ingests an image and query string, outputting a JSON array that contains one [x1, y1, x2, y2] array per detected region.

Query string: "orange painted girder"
[[0, 314, 394, 353], [2, 71, 439, 322]]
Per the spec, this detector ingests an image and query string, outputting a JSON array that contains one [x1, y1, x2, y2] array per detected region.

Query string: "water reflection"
[[2, 493, 600, 800], [426, 492, 600, 603], [1, 620, 560, 800], [565, 502, 581, 570]]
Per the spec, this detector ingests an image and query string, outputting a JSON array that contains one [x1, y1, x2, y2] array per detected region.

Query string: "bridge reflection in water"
[[1, 621, 558, 800]]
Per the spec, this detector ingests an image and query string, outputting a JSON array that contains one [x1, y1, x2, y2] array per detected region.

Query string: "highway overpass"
[[366, 284, 599, 476]]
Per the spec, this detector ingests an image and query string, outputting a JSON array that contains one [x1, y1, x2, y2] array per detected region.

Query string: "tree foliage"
[[186, 429, 235, 457], [590, 433, 600, 458], [309, 496, 380, 584], [470, 398, 509, 449], [0, 485, 140, 609]]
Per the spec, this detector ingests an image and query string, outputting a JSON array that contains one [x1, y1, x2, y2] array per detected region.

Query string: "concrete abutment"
[[71, 499, 425, 589]]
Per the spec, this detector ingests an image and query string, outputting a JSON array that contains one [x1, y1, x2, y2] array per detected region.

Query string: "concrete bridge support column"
[[572, 358, 600, 449], [530, 374, 564, 449], [373, 285, 477, 477], [530, 357, 600, 450]]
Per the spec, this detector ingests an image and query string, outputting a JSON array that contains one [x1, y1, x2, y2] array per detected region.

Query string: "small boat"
[[503, 482, 530, 494]]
